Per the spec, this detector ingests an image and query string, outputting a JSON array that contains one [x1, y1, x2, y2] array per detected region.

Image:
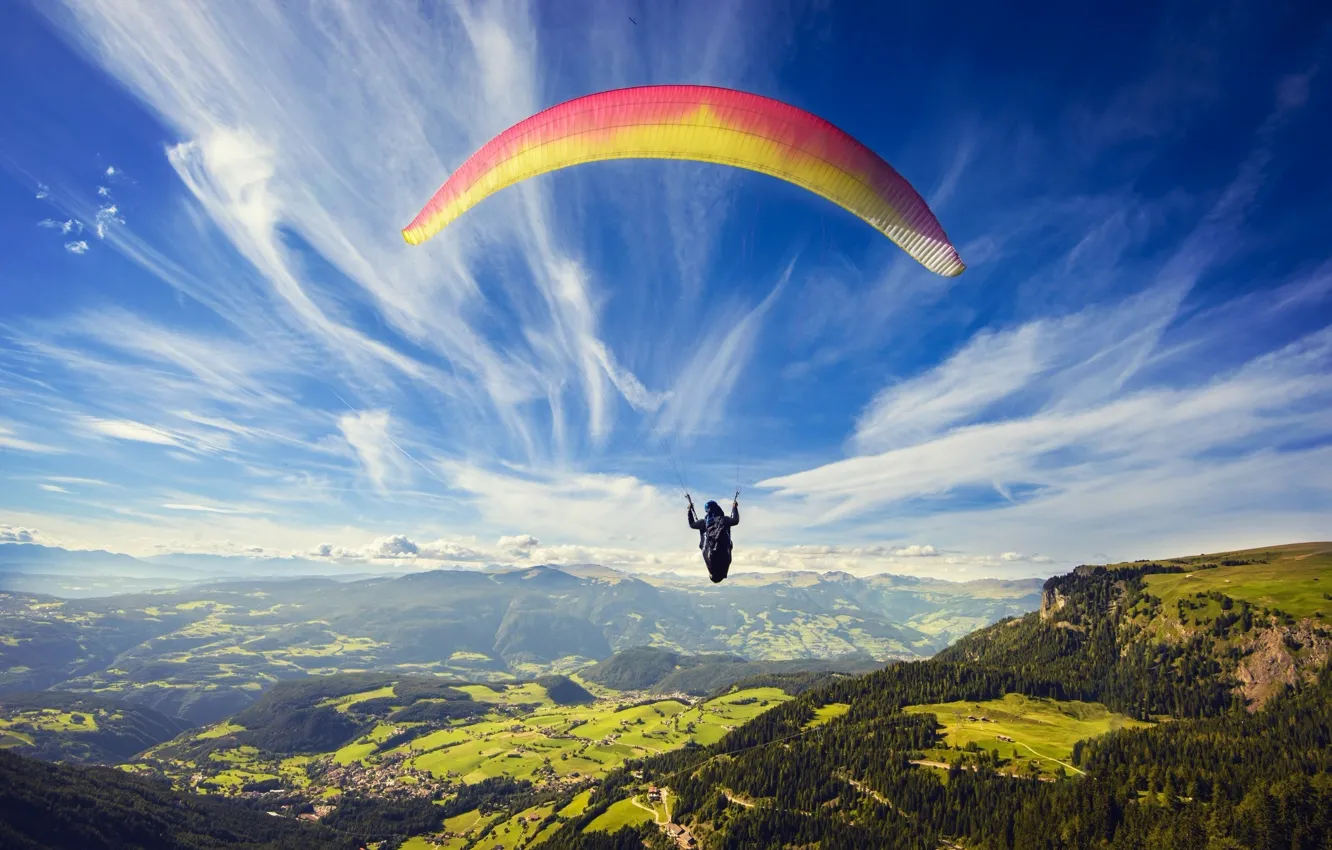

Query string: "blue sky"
[[1, 0, 1329, 579]]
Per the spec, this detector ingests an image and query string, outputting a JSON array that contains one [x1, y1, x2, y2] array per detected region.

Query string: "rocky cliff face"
[[1235, 618, 1332, 708], [1039, 586, 1067, 621]]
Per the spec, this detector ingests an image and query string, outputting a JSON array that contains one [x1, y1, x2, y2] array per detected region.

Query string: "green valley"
[[0, 559, 1041, 726], [2, 542, 1330, 850]]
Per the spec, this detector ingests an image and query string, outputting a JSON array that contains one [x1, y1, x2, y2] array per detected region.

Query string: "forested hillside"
[[0, 749, 355, 850], [580, 646, 883, 694], [0, 691, 187, 763], [542, 543, 1332, 849]]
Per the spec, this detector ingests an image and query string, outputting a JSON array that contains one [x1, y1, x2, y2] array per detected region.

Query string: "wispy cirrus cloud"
[[161, 502, 262, 515], [39, 0, 778, 456], [2, 1, 1325, 579], [0, 421, 62, 453], [757, 67, 1332, 562], [80, 416, 186, 446]]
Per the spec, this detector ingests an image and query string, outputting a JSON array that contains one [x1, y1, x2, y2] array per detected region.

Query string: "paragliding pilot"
[[688, 493, 739, 583]]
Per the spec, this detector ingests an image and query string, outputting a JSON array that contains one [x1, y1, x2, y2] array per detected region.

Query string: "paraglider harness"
[[690, 495, 736, 583]]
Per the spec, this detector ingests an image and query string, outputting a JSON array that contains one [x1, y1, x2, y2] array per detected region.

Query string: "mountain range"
[[0, 545, 1041, 724]]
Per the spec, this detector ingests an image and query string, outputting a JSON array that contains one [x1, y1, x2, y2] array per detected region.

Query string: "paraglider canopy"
[[403, 85, 965, 277]]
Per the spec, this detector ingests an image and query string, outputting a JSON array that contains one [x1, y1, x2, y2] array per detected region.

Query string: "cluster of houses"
[[664, 823, 698, 847], [645, 786, 699, 848], [318, 758, 438, 798]]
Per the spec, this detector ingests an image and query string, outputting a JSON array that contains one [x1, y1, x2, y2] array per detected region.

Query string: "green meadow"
[[583, 796, 654, 833], [398, 686, 790, 784], [904, 693, 1152, 776], [1143, 544, 1332, 620]]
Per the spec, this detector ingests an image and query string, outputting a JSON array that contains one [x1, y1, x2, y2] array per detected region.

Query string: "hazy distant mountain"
[[0, 560, 1041, 724], [0, 544, 389, 596], [0, 543, 160, 573]]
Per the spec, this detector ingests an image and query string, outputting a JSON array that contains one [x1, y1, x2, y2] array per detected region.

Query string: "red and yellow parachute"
[[403, 85, 964, 277]]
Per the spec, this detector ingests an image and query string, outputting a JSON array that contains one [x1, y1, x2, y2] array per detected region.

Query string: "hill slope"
[[539, 542, 1332, 849], [0, 748, 355, 850], [580, 646, 884, 695], [0, 691, 188, 763]]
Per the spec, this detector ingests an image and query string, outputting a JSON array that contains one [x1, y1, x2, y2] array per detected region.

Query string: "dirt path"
[[915, 745, 1084, 777], [1013, 740, 1085, 776], [721, 789, 755, 808], [630, 795, 663, 825], [840, 773, 912, 818]]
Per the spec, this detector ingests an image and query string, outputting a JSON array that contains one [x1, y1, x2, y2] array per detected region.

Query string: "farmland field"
[[131, 679, 793, 849], [139, 679, 791, 804], [398, 686, 790, 784]]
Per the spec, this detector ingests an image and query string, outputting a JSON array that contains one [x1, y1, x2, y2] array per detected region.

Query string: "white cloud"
[[446, 461, 683, 551], [366, 534, 418, 558], [97, 185, 111, 197], [853, 282, 1188, 454], [35, 183, 50, 199], [0, 526, 39, 544], [39, 218, 83, 234], [38, 484, 70, 493], [419, 539, 487, 561], [105, 165, 119, 177], [47, 476, 111, 486], [59, 309, 289, 408], [0, 422, 62, 453], [761, 71, 1329, 549], [337, 410, 409, 492], [854, 322, 1047, 453], [497, 534, 540, 556], [320, 534, 487, 563], [161, 503, 255, 515], [43, 0, 767, 461], [658, 260, 792, 441], [894, 544, 938, 557], [93, 202, 123, 238], [81, 416, 183, 446], [761, 327, 1332, 523], [64, 240, 90, 255]]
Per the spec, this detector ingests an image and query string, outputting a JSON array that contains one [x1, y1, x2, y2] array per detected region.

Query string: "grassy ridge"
[[1143, 543, 1332, 619]]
